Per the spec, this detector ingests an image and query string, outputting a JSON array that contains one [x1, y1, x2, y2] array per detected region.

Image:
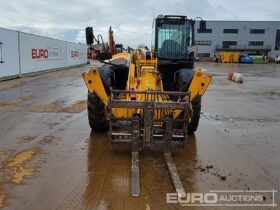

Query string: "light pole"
[[0, 41, 4, 63]]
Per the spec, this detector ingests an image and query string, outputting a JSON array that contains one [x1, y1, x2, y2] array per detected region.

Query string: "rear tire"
[[188, 95, 201, 134], [87, 92, 109, 131]]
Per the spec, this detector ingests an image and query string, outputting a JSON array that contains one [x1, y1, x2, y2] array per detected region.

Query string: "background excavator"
[[86, 26, 123, 59], [83, 15, 212, 197]]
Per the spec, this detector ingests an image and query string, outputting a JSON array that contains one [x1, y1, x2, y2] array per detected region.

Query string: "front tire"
[[87, 92, 109, 131], [188, 95, 201, 134], [175, 69, 201, 134]]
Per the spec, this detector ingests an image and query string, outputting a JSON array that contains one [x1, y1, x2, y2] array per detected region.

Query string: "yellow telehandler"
[[83, 15, 212, 197]]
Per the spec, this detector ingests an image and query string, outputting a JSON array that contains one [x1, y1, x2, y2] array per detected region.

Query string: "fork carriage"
[[109, 89, 191, 149], [108, 89, 191, 197]]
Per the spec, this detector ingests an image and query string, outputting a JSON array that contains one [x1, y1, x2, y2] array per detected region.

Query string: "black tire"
[[87, 92, 109, 131], [188, 95, 201, 134], [174, 69, 201, 133]]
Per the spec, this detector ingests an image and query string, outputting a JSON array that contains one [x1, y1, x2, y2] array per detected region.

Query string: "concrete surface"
[[0, 62, 279, 209]]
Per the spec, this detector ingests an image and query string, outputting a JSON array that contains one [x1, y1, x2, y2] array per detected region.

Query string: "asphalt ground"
[[0, 62, 279, 209]]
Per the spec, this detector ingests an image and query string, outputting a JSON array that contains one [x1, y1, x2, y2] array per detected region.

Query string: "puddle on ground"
[[28, 100, 86, 113], [0, 150, 12, 163], [42, 68, 81, 78], [3, 148, 40, 184], [0, 96, 33, 112], [40, 135, 55, 145], [0, 193, 6, 208], [11, 167, 34, 184], [18, 135, 37, 142], [47, 122, 60, 129], [0, 148, 41, 208], [0, 97, 86, 113], [201, 111, 279, 123], [0, 78, 36, 91], [0, 66, 84, 91]]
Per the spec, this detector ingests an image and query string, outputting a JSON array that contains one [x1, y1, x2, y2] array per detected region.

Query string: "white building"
[[194, 20, 280, 58]]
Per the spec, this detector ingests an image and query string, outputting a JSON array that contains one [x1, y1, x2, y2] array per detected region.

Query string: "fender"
[[175, 68, 195, 92], [97, 64, 113, 94]]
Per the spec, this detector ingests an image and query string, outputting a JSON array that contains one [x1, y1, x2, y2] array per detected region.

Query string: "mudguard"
[[97, 64, 113, 94], [176, 68, 195, 92]]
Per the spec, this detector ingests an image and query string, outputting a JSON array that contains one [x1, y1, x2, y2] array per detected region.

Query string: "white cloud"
[[76, 30, 86, 44], [0, 0, 279, 47]]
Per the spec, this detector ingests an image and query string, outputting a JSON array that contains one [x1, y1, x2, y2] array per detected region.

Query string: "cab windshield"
[[157, 22, 192, 59]]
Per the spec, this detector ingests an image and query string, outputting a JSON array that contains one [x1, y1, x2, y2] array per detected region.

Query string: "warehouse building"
[[194, 20, 280, 58]]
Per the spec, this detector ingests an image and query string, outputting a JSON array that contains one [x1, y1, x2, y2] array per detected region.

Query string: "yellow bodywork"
[[82, 68, 109, 106], [82, 50, 212, 119]]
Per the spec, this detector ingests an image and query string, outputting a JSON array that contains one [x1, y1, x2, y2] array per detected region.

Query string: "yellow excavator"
[[83, 15, 212, 197]]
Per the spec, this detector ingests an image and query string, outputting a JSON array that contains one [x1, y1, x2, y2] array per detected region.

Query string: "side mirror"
[[199, 20, 206, 31], [85, 27, 94, 45], [97, 52, 112, 60]]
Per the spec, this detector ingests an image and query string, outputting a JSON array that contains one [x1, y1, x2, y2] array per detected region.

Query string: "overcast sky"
[[0, 0, 279, 47]]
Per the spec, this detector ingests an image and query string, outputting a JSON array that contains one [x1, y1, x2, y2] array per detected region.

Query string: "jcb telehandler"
[[83, 15, 212, 197]]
